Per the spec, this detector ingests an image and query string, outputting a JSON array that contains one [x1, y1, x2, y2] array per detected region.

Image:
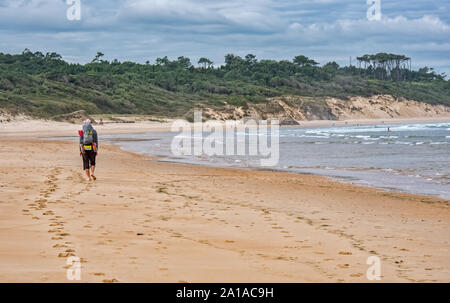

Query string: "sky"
[[0, 0, 449, 76]]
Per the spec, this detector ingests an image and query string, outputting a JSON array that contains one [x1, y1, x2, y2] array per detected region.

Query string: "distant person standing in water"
[[79, 119, 98, 181]]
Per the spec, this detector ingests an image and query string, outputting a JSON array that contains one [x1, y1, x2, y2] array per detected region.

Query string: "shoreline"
[[1, 116, 449, 138], [31, 127, 450, 202], [97, 117, 449, 202], [3, 115, 450, 202], [1, 121, 449, 282], [151, 158, 450, 202], [8, 115, 450, 201]]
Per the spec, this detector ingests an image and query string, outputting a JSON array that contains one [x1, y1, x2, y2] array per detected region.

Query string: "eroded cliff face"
[[202, 95, 450, 122], [326, 95, 450, 120]]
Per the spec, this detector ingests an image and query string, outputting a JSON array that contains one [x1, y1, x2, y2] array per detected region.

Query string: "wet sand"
[[0, 137, 449, 282]]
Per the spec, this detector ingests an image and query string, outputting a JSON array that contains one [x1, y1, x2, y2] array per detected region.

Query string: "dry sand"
[[0, 119, 449, 282]]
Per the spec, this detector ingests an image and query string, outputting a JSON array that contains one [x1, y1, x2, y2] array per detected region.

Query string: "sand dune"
[[201, 95, 450, 121], [0, 137, 449, 282]]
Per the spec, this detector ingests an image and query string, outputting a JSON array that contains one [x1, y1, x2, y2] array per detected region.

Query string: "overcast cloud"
[[0, 0, 449, 76]]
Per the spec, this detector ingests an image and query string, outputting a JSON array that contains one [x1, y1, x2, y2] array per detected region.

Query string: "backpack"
[[82, 124, 94, 145]]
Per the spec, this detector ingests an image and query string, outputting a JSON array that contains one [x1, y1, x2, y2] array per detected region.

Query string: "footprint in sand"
[[53, 244, 67, 248], [58, 252, 75, 258], [337, 264, 350, 269]]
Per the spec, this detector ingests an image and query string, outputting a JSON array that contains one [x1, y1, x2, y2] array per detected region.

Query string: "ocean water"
[[98, 122, 450, 200]]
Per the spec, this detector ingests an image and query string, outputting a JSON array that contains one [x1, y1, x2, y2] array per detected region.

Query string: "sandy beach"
[[0, 119, 449, 282], [1, 116, 450, 138]]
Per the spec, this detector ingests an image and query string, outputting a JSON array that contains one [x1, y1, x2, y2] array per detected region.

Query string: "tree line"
[[357, 53, 412, 81], [0, 49, 448, 118], [0, 49, 444, 84]]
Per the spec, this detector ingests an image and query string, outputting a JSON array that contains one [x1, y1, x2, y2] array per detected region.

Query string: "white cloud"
[[118, 0, 286, 31], [0, 0, 449, 76], [287, 15, 450, 42]]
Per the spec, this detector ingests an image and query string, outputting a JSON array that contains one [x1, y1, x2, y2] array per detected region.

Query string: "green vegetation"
[[356, 53, 411, 81], [0, 49, 449, 119]]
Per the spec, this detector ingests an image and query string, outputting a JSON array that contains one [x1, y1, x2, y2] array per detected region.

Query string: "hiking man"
[[79, 119, 98, 181]]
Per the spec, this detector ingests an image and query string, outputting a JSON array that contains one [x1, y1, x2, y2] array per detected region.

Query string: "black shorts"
[[82, 150, 96, 170]]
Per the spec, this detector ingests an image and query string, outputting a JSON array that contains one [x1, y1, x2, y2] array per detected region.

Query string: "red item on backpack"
[[78, 130, 83, 136]]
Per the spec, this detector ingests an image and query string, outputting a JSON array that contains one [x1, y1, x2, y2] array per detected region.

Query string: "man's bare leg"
[[90, 165, 96, 180], [85, 168, 91, 181]]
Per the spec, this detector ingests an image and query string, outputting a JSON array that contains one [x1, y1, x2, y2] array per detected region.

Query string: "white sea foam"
[[311, 123, 450, 134]]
